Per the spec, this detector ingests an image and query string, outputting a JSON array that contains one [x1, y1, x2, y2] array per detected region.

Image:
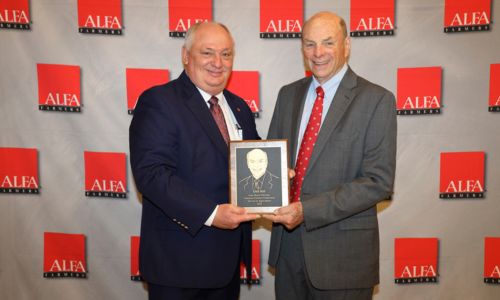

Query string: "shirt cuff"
[[204, 205, 218, 226]]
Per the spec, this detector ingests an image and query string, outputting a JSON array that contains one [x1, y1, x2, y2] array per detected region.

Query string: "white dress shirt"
[[197, 88, 243, 226]]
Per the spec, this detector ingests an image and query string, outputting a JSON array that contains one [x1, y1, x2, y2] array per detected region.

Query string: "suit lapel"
[[224, 91, 248, 139], [180, 72, 229, 156], [307, 68, 357, 172], [290, 78, 312, 167]]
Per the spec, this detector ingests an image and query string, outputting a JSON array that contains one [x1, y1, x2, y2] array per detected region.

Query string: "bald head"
[[184, 22, 233, 51], [301, 11, 351, 84], [303, 12, 348, 40]]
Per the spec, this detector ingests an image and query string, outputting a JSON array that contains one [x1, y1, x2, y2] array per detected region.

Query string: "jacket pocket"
[[338, 216, 377, 230]]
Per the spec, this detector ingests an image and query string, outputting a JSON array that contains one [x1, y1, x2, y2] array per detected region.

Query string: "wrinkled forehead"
[[303, 16, 345, 40], [188, 23, 234, 50]]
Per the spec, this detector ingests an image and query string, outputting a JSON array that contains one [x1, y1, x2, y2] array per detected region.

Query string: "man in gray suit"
[[264, 11, 397, 300]]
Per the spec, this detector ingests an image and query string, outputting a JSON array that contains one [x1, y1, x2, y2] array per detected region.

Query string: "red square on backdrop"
[[397, 67, 441, 115], [84, 151, 127, 198], [77, 0, 122, 34], [350, 0, 395, 37], [489, 64, 500, 112], [130, 236, 142, 281], [394, 238, 439, 284], [37, 63, 81, 112], [484, 237, 500, 284], [0, 0, 30, 29], [168, 0, 212, 37], [439, 151, 485, 199], [44, 232, 87, 278], [444, 0, 491, 33], [126, 68, 169, 114], [260, 0, 303, 38], [227, 71, 260, 117], [0, 147, 39, 194], [240, 240, 261, 284]]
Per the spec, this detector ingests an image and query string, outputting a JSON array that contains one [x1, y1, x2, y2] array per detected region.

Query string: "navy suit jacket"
[[129, 71, 259, 288]]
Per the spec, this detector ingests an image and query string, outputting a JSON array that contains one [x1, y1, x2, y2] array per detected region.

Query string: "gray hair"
[[339, 18, 348, 38], [183, 21, 233, 51]]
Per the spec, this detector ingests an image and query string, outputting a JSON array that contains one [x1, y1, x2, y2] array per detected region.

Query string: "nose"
[[212, 53, 223, 68], [314, 45, 324, 57]]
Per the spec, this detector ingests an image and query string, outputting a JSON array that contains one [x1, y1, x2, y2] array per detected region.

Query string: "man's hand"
[[212, 204, 259, 229], [263, 201, 303, 230]]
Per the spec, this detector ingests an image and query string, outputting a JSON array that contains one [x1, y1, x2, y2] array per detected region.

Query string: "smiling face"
[[182, 23, 234, 95], [246, 149, 268, 180], [302, 12, 351, 84]]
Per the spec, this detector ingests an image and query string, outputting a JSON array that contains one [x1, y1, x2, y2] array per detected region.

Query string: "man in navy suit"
[[129, 22, 259, 300]]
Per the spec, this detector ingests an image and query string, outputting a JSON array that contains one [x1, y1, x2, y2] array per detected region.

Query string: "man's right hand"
[[212, 204, 259, 229]]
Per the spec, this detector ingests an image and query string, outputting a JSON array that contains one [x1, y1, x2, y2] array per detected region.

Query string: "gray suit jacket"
[[267, 67, 397, 289]]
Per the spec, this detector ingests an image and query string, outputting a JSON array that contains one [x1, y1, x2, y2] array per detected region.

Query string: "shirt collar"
[[197, 87, 223, 105], [311, 63, 348, 90]]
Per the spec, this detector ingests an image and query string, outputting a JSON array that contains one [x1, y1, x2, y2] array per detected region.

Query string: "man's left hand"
[[263, 201, 303, 230]]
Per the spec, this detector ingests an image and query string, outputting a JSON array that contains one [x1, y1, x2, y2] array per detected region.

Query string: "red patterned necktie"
[[290, 86, 325, 203], [208, 96, 230, 144]]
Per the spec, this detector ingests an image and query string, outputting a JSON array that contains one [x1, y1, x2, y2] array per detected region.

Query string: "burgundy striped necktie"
[[208, 96, 230, 144]]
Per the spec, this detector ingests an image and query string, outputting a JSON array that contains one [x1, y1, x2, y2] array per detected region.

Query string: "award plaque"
[[229, 139, 289, 213]]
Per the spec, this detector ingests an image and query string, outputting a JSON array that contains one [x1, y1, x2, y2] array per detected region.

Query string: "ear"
[[344, 37, 351, 58], [181, 46, 188, 65]]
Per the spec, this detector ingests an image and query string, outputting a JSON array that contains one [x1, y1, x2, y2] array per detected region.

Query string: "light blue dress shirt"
[[295, 64, 348, 159]]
